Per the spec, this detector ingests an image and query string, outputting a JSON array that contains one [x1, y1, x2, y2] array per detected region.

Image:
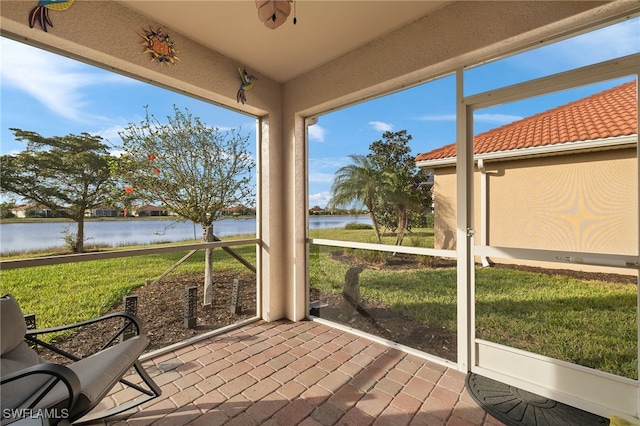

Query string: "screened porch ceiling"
[[117, 1, 452, 83]]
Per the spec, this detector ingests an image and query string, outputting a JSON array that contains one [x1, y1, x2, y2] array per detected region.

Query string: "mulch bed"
[[42, 251, 635, 364], [42, 271, 256, 363], [309, 287, 457, 360]]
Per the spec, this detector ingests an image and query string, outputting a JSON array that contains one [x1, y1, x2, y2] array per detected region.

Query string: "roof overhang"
[[416, 134, 639, 169]]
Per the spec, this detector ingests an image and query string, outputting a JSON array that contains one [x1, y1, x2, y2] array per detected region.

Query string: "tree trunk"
[[76, 214, 85, 253], [369, 210, 382, 243], [395, 206, 408, 246], [203, 224, 214, 306]]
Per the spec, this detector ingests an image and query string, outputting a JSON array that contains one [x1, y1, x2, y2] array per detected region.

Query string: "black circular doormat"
[[465, 373, 609, 426]]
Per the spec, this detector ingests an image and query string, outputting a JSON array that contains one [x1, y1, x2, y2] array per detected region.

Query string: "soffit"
[[117, 1, 452, 83]]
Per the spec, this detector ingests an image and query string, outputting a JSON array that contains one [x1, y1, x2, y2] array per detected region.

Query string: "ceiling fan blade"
[[256, 0, 276, 22], [256, 0, 291, 29]]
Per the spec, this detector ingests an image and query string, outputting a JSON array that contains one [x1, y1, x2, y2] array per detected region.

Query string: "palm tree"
[[330, 154, 383, 243]]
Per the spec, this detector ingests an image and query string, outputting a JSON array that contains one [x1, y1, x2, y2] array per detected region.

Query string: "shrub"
[[345, 222, 372, 230], [418, 255, 433, 267], [425, 212, 434, 228]]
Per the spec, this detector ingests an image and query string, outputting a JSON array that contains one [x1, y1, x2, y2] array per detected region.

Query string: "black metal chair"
[[1, 294, 161, 425]]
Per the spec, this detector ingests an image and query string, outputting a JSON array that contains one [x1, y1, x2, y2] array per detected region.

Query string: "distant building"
[[89, 205, 120, 217], [221, 205, 255, 216], [309, 206, 326, 215], [10, 204, 54, 218], [135, 205, 168, 217]]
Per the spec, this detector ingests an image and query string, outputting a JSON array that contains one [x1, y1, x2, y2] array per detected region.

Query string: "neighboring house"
[[416, 81, 638, 272], [309, 206, 326, 215], [221, 205, 254, 216], [88, 205, 120, 217], [135, 205, 168, 217], [10, 204, 54, 218]]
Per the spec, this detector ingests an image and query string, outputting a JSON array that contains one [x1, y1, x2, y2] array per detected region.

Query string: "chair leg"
[[73, 361, 161, 424], [132, 360, 162, 399]]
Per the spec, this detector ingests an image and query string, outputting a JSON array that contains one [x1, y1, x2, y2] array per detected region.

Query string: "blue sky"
[[1, 18, 638, 208]]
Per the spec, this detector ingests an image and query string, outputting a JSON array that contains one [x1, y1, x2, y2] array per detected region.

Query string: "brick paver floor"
[[95, 320, 506, 426]]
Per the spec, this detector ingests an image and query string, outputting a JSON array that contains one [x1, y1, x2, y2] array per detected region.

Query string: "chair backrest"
[[1, 294, 49, 410], [1, 294, 27, 356]]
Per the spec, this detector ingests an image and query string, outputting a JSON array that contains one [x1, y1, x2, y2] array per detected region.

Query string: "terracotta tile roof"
[[137, 204, 165, 211], [415, 81, 637, 163]]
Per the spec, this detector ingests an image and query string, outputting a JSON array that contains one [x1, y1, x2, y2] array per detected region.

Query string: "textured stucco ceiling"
[[118, 1, 451, 83]]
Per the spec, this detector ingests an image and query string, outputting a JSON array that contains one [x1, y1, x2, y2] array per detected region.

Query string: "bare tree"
[[117, 105, 255, 305]]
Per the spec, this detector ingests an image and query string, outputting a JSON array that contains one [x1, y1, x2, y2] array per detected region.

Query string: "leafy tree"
[[0, 201, 17, 219], [409, 168, 434, 228], [0, 130, 116, 252], [117, 105, 255, 306], [330, 154, 384, 243], [330, 130, 432, 247], [368, 130, 424, 246]]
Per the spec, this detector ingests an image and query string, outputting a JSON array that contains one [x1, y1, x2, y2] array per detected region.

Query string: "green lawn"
[[0, 242, 256, 329], [309, 227, 637, 379]]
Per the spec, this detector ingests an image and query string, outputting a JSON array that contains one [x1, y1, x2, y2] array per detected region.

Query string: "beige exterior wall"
[[431, 147, 638, 273], [431, 168, 459, 251], [2, 1, 637, 320]]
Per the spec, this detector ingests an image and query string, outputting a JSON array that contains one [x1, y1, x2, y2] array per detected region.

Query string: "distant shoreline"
[[0, 215, 258, 224], [0, 215, 372, 255], [0, 213, 365, 225]]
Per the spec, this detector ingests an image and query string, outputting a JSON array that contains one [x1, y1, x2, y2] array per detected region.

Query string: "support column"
[[456, 69, 475, 372]]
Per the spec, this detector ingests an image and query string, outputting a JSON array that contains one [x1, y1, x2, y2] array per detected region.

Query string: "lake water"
[[0, 215, 371, 254]]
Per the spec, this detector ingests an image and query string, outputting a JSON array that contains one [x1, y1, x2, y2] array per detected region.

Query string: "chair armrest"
[[25, 312, 143, 362], [26, 312, 142, 336], [1, 363, 80, 422]]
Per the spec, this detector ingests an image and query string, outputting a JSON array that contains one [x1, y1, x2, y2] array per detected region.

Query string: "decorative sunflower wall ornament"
[[139, 27, 179, 65]]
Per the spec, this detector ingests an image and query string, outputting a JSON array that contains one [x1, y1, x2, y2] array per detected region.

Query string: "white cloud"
[[474, 113, 522, 124], [309, 156, 351, 171], [553, 19, 639, 65], [0, 39, 132, 123], [509, 18, 639, 74], [240, 120, 258, 132], [308, 191, 332, 208], [418, 113, 520, 125], [418, 114, 456, 121], [93, 123, 129, 146], [308, 171, 335, 184], [309, 157, 349, 183], [308, 124, 326, 142], [368, 121, 393, 132], [3, 148, 23, 155]]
